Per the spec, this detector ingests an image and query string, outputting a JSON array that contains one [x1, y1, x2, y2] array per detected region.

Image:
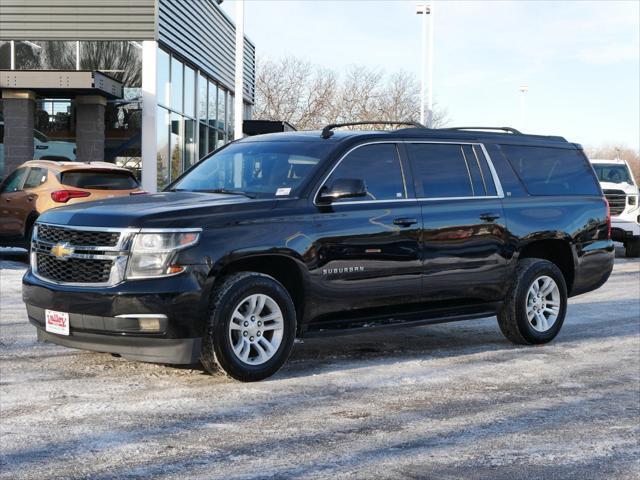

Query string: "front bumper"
[[35, 326, 201, 364], [611, 218, 640, 241], [23, 266, 212, 364]]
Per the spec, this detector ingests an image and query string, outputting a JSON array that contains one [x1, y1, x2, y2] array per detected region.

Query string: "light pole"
[[234, 0, 244, 140], [519, 85, 528, 131], [416, 2, 434, 128]]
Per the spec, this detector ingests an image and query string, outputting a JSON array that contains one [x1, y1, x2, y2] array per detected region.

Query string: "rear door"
[[310, 142, 423, 319], [404, 141, 510, 302]]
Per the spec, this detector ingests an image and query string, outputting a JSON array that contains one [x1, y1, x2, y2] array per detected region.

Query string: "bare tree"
[[586, 145, 640, 183], [254, 56, 449, 131]]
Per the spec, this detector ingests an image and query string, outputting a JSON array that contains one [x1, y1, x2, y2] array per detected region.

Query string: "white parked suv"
[[590, 158, 639, 257]]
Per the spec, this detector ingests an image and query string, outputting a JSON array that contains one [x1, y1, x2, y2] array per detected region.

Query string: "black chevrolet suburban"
[[22, 124, 614, 381]]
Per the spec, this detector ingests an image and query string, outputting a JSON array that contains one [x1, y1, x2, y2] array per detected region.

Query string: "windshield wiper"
[[197, 188, 257, 199]]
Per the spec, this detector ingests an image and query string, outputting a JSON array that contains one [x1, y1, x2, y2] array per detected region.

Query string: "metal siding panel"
[[157, 0, 255, 103], [0, 0, 155, 41]]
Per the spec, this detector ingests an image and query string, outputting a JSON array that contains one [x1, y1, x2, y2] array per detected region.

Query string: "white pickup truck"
[[590, 158, 639, 257]]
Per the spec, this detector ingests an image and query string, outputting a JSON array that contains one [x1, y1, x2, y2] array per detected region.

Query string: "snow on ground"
[[0, 247, 638, 479]]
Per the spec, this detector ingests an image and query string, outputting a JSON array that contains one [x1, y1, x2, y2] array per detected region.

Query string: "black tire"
[[200, 272, 296, 382], [497, 258, 568, 345], [625, 239, 640, 258]]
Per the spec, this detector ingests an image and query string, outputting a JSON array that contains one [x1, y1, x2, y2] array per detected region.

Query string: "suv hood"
[[37, 191, 276, 229], [599, 181, 639, 195]]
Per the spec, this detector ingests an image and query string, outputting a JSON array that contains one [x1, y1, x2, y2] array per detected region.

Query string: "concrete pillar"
[[1, 90, 35, 177], [75, 95, 106, 162]]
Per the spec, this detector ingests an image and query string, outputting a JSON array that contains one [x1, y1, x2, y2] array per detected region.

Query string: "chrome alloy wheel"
[[228, 294, 284, 365], [526, 275, 561, 332]]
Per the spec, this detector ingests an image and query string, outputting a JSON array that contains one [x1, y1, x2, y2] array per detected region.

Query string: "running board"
[[302, 303, 500, 338]]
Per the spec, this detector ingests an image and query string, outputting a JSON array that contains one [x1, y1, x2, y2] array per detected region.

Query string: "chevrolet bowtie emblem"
[[50, 243, 73, 260]]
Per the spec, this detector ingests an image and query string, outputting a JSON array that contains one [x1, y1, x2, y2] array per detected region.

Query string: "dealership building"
[[0, 0, 255, 191]]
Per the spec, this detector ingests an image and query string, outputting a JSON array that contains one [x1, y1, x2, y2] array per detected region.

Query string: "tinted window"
[[326, 144, 406, 202], [1, 168, 27, 193], [461, 145, 486, 196], [61, 171, 139, 190], [172, 141, 332, 198], [501, 145, 600, 195], [592, 164, 633, 185], [23, 168, 48, 189], [407, 143, 474, 198]]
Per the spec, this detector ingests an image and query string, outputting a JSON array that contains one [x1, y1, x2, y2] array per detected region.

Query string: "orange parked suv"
[[0, 160, 143, 248]]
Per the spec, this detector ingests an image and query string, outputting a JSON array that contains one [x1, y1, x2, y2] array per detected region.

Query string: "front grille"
[[36, 253, 112, 283], [37, 224, 120, 247], [603, 189, 627, 216]]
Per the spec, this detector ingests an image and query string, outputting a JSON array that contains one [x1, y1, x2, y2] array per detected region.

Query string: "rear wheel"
[[200, 272, 296, 382], [498, 258, 568, 345], [625, 239, 640, 258]]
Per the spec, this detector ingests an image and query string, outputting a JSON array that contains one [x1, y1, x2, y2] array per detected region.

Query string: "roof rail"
[[443, 126, 523, 135], [321, 120, 425, 139]]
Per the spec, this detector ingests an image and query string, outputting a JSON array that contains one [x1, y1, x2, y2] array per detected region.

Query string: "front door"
[[310, 142, 422, 320], [0, 167, 31, 238], [404, 142, 509, 302]]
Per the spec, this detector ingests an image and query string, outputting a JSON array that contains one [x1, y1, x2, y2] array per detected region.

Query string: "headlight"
[[628, 195, 637, 206], [126, 230, 201, 279]]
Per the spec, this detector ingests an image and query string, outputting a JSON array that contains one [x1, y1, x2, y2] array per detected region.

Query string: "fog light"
[[115, 314, 166, 333], [139, 318, 161, 332]]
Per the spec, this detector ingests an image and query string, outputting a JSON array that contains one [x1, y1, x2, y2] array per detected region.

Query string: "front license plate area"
[[45, 309, 70, 336]]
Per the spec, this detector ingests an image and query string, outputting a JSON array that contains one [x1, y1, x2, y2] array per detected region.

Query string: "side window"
[[501, 145, 600, 195], [23, 168, 48, 189], [324, 143, 406, 202], [407, 143, 474, 198], [470, 145, 498, 196], [0, 168, 28, 193], [461, 145, 486, 196]]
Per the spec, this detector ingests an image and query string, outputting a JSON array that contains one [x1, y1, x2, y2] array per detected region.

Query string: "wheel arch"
[[517, 239, 575, 294], [210, 252, 308, 330]]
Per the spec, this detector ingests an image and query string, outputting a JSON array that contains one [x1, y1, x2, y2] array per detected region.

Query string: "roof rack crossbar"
[[443, 126, 523, 135], [321, 120, 425, 139]]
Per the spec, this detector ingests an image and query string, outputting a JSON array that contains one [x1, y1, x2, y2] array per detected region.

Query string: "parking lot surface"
[[1, 248, 639, 480]]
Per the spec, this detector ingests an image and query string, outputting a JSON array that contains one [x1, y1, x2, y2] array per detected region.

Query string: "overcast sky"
[[221, 0, 640, 150]]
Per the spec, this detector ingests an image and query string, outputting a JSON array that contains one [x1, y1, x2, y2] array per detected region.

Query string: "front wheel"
[[497, 258, 568, 345], [200, 272, 296, 382]]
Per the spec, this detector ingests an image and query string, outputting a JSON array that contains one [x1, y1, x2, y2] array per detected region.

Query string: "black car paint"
[[22, 129, 615, 362]]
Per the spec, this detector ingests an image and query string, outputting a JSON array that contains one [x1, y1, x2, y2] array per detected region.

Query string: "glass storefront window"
[[170, 112, 183, 181], [15, 41, 76, 70], [228, 93, 235, 140], [80, 41, 142, 88], [217, 88, 226, 131], [208, 81, 217, 128], [184, 66, 195, 118], [0, 42, 10, 69], [208, 127, 217, 154], [157, 107, 170, 189], [157, 49, 170, 107], [170, 57, 183, 113], [198, 73, 208, 122], [184, 119, 196, 170], [199, 123, 208, 160]]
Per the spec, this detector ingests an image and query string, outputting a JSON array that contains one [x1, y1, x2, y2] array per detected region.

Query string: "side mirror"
[[318, 178, 367, 204]]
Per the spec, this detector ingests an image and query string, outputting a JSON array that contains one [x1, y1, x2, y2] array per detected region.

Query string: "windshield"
[[170, 141, 332, 198], [593, 164, 633, 185]]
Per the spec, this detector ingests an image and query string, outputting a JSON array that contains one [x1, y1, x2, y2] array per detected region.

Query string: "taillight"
[[51, 190, 91, 203], [604, 197, 611, 239]]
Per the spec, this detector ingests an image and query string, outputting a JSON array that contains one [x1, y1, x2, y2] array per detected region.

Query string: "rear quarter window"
[[500, 145, 600, 196], [61, 170, 139, 190]]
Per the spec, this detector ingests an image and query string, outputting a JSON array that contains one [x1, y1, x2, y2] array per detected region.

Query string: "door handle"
[[393, 217, 418, 227], [479, 212, 500, 222]]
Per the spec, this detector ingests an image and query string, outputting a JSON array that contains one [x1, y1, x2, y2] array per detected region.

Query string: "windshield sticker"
[[276, 187, 292, 196]]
